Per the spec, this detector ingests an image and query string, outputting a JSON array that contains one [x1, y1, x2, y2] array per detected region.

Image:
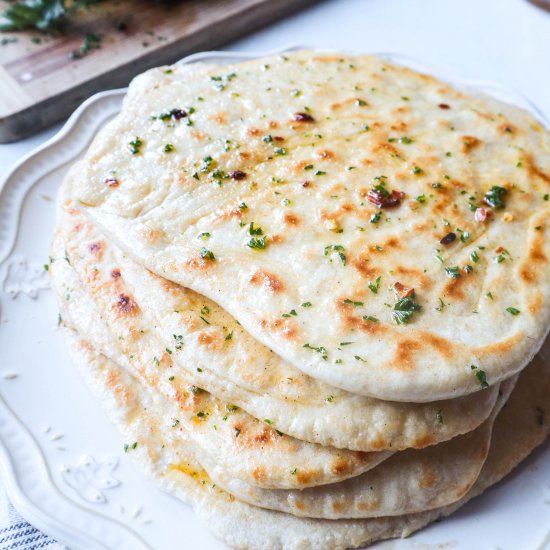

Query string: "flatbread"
[[51, 222, 390, 490], [63, 328, 550, 549], [53, 197, 500, 452], [70, 50, 550, 401]]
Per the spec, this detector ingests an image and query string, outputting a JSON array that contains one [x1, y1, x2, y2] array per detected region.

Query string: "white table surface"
[[0, 0, 549, 546]]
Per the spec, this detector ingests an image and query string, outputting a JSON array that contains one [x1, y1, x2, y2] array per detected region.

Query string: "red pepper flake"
[[438, 103, 451, 110], [367, 189, 404, 208], [292, 112, 315, 122], [393, 282, 415, 298], [495, 246, 504, 254], [111, 269, 121, 279], [228, 170, 247, 180], [273, 136, 285, 142], [169, 109, 187, 120], [301, 180, 311, 188], [105, 177, 119, 187], [116, 294, 135, 314], [440, 232, 457, 245], [475, 207, 488, 222]]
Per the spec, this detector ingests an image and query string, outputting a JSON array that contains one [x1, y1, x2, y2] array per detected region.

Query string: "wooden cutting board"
[[0, 0, 317, 143]]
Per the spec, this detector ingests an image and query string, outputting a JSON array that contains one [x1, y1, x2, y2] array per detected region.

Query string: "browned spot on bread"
[[247, 127, 261, 136], [259, 318, 297, 340], [474, 333, 523, 358], [390, 121, 408, 132], [293, 499, 306, 512], [190, 129, 205, 141], [421, 332, 453, 359], [314, 149, 334, 160], [413, 433, 435, 449], [419, 466, 438, 489], [235, 425, 278, 449], [352, 254, 379, 279], [253, 426, 277, 445], [268, 120, 279, 129], [461, 135, 482, 153], [441, 270, 475, 300], [252, 466, 267, 483], [184, 256, 215, 272], [336, 301, 384, 336], [271, 234, 285, 244], [364, 434, 387, 451], [249, 270, 285, 293], [210, 112, 227, 125], [88, 241, 104, 257], [330, 98, 363, 110], [114, 294, 138, 316], [372, 141, 401, 157], [524, 154, 550, 185], [284, 212, 300, 225], [391, 339, 421, 371], [213, 207, 245, 224], [357, 498, 380, 512], [331, 501, 345, 514], [111, 268, 121, 280], [296, 469, 316, 485], [394, 266, 432, 289], [140, 227, 164, 244], [197, 331, 223, 351], [527, 291, 543, 315]]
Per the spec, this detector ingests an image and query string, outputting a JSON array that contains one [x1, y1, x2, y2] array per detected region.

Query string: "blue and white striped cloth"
[[0, 480, 63, 550]]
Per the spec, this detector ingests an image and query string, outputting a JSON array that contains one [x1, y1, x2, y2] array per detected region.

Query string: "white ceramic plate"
[[0, 47, 549, 550]]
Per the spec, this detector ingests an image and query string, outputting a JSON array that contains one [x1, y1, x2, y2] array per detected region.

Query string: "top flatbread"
[[70, 51, 550, 401]]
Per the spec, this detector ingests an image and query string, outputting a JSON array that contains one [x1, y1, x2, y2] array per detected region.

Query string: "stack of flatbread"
[[49, 51, 550, 549]]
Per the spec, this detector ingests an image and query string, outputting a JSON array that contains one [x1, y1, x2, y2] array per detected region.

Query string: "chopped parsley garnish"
[[264, 419, 273, 425], [436, 410, 444, 424], [200, 247, 215, 260], [392, 296, 422, 325], [304, 164, 314, 170], [163, 143, 175, 153], [124, 442, 138, 452], [483, 185, 507, 209], [324, 244, 346, 265], [128, 137, 143, 155], [262, 134, 273, 143], [282, 309, 298, 318], [471, 365, 489, 389], [506, 307, 520, 316], [412, 166, 423, 175], [301, 302, 312, 308], [343, 299, 363, 307], [198, 232, 210, 240], [238, 202, 248, 210], [225, 331, 233, 340], [368, 276, 381, 294], [249, 222, 263, 235], [247, 236, 267, 249], [470, 251, 480, 263], [399, 136, 414, 144], [370, 212, 381, 224], [273, 147, 287, 156], [362, 315, 379, 322], [444, 266, 461, 278], [303, 343, 328, 359], [325, 395, 334, 403], [415, 194, 426, 203], [173, 334, 184, 350]]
